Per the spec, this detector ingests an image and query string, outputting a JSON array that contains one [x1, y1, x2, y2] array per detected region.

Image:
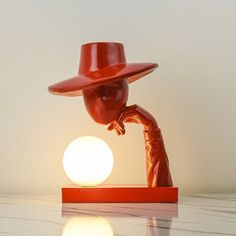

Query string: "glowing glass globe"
[[63, 136, 113, 187]]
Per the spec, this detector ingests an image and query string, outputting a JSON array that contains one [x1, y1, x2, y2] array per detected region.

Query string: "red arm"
[[108, 104, 173, 187]]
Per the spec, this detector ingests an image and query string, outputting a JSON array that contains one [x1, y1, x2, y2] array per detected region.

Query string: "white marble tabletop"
[[0, 194, 235, 236]]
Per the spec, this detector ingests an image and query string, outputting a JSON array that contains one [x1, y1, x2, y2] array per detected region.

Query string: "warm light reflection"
[[62, 216, 114, 236], [63, 136, 113, 187]]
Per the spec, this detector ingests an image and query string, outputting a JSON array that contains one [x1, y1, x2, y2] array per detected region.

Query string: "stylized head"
[[82, 79, 128, 125]]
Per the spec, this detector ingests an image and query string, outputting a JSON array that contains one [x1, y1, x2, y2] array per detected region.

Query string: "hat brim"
[[48, 63, 158, 96]]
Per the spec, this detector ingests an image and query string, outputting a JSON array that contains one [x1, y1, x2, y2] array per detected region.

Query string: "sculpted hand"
[[107, 105, 138, 135], [107, 104, 158, 135], [107, 120, 125, 135]]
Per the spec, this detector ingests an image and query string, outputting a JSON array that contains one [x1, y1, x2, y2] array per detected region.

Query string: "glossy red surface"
[[48, 42, 157, 96], [62, 185, 178, 203], [79, 42, 126, 74], [83, 79, 129, 125], [49, 42, 175, 191], [108, 104, 173, 187]]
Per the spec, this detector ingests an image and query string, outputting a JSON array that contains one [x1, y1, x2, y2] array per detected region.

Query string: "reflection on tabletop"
[[62, 203, 178, 236]]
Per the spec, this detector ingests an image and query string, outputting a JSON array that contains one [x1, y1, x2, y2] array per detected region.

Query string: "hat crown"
[[78, 42, 126, 74]]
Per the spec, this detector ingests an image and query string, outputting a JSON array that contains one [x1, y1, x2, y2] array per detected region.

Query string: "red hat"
[[48, 42, 158, 96]]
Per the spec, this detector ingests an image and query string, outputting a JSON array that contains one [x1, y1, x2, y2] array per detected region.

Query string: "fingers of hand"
[[109, 121, 125, 135], [107, 123, 114, 131], [118, 122, 126, 135]]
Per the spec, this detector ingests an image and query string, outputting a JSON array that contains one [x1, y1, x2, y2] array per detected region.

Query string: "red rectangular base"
[[62, 185, 178, 203]]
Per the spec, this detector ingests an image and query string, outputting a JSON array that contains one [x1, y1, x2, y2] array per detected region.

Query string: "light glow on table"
[[62, 217, 114, 236]]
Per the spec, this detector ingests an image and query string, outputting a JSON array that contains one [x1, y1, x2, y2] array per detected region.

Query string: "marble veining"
[[0, 194, 235, 235]]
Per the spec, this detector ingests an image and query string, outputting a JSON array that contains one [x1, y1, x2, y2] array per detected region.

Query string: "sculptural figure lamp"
[[48, 42, 178, 203]]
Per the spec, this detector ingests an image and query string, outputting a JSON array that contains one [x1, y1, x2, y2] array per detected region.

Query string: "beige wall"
[[0, 0, 236, 193]]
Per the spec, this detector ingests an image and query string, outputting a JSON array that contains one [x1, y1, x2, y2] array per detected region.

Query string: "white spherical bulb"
[[63, 136, 113, 187]]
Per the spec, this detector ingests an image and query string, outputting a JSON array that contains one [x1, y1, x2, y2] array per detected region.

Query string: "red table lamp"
[[48, 42, 178, 203]]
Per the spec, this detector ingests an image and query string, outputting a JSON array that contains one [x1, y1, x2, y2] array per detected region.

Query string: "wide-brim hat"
[[48, 42, 158, 96]]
